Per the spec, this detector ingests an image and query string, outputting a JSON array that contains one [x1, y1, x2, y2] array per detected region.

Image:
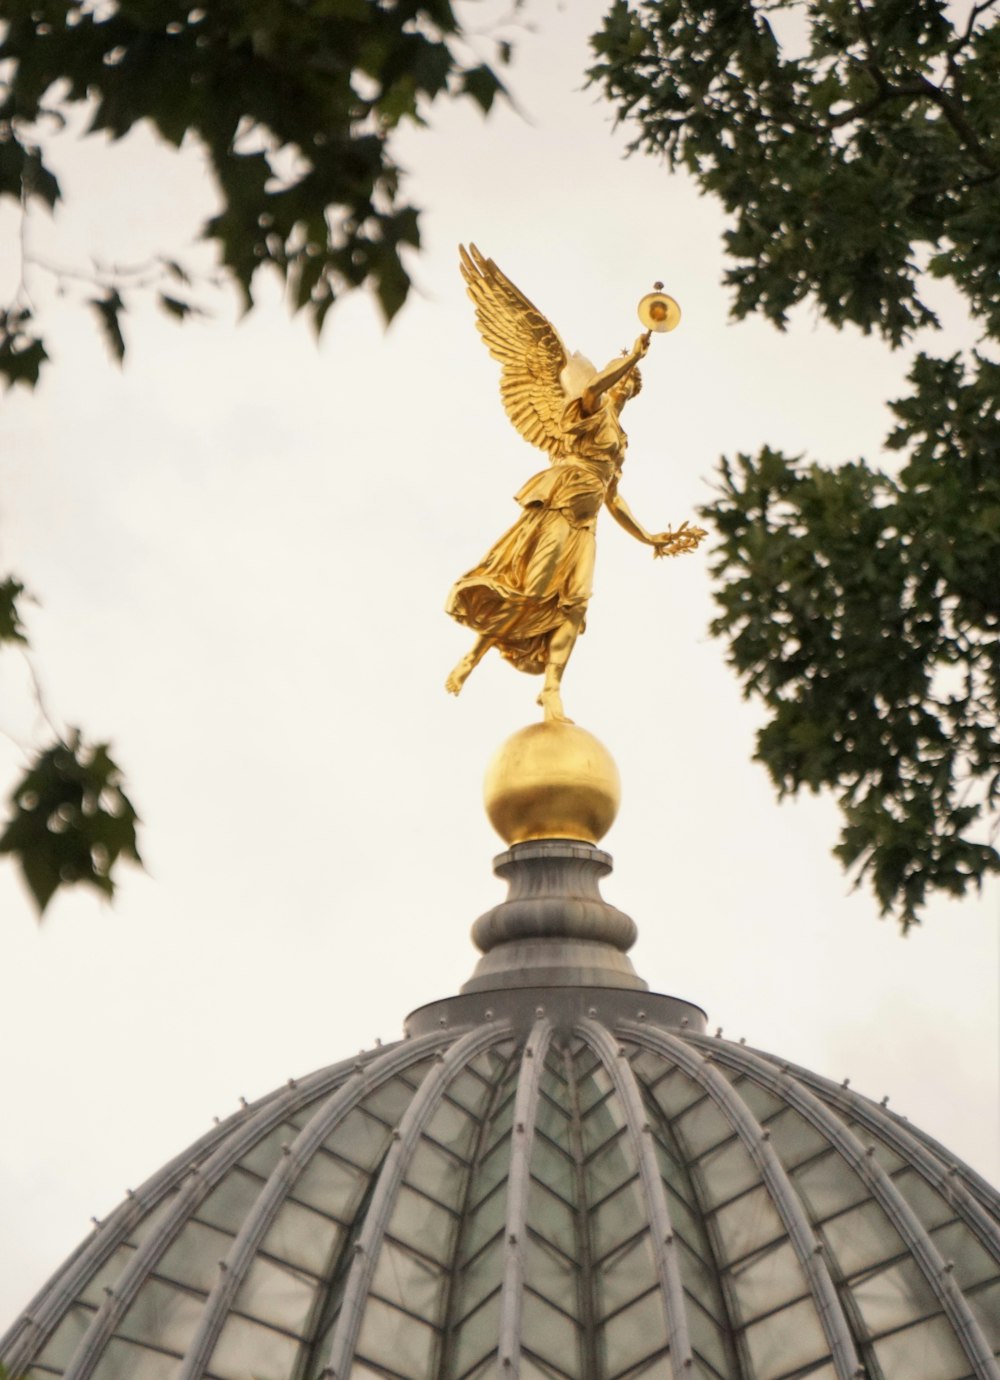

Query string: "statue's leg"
[[537, 608, 585, 723], [445, 635, 493, 696]]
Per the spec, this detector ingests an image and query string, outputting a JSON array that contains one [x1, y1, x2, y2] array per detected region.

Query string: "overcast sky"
[[1, 0, 996, 1328]]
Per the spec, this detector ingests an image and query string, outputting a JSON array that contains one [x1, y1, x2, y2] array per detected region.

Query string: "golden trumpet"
[[638, 281, 681, 333]]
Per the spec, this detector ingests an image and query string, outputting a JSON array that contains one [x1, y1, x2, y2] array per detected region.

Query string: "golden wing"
[[460, 244, 568, 458]]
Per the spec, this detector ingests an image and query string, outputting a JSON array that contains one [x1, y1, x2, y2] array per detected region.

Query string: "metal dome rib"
[[750, 1049, 1000, 1249], [173, 1032, 452, 1380], [323, 1024, 507, 1378], [578, 1020, 693, 1380], [619, 1023, 864, 1380], [496, 1019, 553, 1374], [679, 1032, 999, 1380]]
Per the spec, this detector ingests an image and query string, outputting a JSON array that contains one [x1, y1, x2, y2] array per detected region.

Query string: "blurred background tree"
[[591, 0, 1000, 927], [0, 0, 506, 913]]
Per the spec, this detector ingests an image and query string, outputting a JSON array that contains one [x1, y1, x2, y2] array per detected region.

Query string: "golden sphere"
[[484, 722, 621, 846]]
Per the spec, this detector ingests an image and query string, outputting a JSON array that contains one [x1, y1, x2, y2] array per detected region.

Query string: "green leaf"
[[0, 577, 29, 645], [461, 64, 503, 113], [91, 290, 126, 364], [0, 733, 142, 918]]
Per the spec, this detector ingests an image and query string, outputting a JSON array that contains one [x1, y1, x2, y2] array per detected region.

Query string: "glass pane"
[[530, 1136, 577, 1205], [645, 1070, 705, 1120], [129, 1191, 182, 1247], [694, 1137, 760, 1210], [674, 1099, 734, 1159], [116, 1277, 204, 1353], [595, 1231, 658, 1320], [685, 1291, 732, 1378], [158, 1219, 234, 1293], [580, 1096, 628, 1159], [209, 1312, 301, 1380], [521, 1357, 572, 1380], [968, 1278, 1000, 1349], [820, 1198, 905, 1277], [425, 1098, 478, 1159], [651, 1134, 687, 1189], [730, 1077, 786, 1125], [841, 1126, 907, 1176], [527, 1180, 578, 1257], [355, 1295, 437, 1379], [575, 1060, 613, 1114], [484, 1091, 517, 1156], [742, 1294, 829, 1380], [591, 1179, 646, 1259], [522, 1290, 580, 1373], [763, 1107, 830, 1171], [627, 1354, 671, 1380], [728, 1236, 809, 1325], [599, 1288, 667, 1376], [453, 1236, 503, 1319], [675, 1237, 725, 1323], [372, 1237, 447, 1319], [445, 1069, 493, 1117], [792, 1150, 870, 1223], [890, 1167, 956, 1232], [587, 1131, 637, 1201], [535, 1092, 573, 1155], [872, 1312, 970, 1380], [385, 1185, 457, 1265], [524, 1233, 579, 1316], [237, 1121, 303, 1178], [476, 1134, 512, 1201], [663, 1185, 708, 1255], [450, 1289, 501, 1379], [230, 1254, 316, 1334], [197, 1168, 264, 1234], [261, 1197, 343, 1275], [463, 1182, 507, 1261], [406, 1137, 468, 1209], [324, 1107, 394, 1170], [850, 1254, 941, 1336], [711, 1184, 785, 1265], [293, 1150, 368, 1223], [35, 1303, 97, 1369], [91, 1336, 182, 1380], [78, 1243, 136, 1306], [629, 1047, 670, 1086], [360, 1072, 424, 1127], [930, 1219, 999, 1289]]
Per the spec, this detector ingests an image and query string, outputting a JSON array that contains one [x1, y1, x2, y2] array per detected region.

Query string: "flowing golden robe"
[[446, 398, 626, 674]]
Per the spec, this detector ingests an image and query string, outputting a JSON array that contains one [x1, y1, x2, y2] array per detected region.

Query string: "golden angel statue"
[[445, 245, 705, 724]]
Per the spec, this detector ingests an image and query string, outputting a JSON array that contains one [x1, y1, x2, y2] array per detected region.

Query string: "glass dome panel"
[[598, 1286, 667, 1377]]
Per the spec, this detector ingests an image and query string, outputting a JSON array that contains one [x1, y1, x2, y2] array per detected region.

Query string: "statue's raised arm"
[[446, 247, 705, 724]]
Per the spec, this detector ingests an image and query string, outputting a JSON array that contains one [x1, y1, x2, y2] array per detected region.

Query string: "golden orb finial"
[[484, 722, 621, 846]]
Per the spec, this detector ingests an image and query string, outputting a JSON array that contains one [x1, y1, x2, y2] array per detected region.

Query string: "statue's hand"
[[634, 332, 651, 358], [651, 521, 708, 558]]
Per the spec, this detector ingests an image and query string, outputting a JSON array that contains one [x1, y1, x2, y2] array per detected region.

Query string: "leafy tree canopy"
[[591, 0, 1000, 927], [0, 0, 506, 915], [0, 0, 506, 387]]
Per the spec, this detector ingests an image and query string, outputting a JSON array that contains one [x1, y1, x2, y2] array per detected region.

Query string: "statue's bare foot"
[[445, 655, 475, 696], [537, 686, 574, 724]]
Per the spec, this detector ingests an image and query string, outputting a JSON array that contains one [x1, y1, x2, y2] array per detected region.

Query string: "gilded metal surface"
[[483, 721, 620, 845], [638, 288, 681, 332], [445, 244, 706, 724]]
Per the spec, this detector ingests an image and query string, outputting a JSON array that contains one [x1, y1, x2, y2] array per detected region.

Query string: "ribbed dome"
[[4, 843, 999, 1380]]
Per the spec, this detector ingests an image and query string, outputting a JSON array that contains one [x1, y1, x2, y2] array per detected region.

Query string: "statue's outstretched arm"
[[606, 487, 708, 558], [581, 333, 649, 413]]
